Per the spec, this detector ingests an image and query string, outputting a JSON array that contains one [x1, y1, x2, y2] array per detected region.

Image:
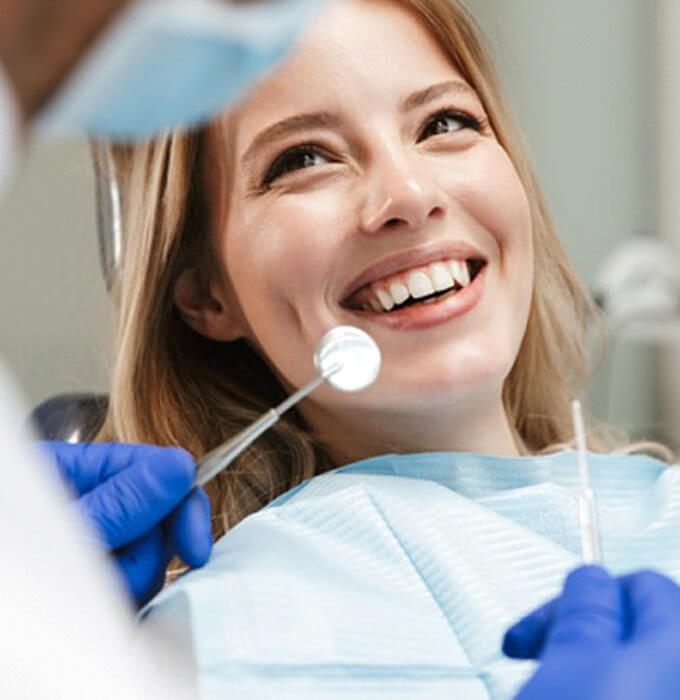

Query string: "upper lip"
[[339, 240, 488, 303]]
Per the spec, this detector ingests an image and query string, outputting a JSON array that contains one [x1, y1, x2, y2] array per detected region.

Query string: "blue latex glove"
[[43, 441, 212, 607], [503, 566, 680, 700]]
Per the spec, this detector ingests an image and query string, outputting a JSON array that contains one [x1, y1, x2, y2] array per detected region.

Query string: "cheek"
[[454, 143, 533, 301], [223, 191, 346, 323], [446, 143, 532, 255], [449, 145, 534, 336]]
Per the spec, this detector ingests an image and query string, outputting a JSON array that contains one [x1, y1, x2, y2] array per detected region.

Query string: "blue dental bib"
[[144, 450, 680, 699]]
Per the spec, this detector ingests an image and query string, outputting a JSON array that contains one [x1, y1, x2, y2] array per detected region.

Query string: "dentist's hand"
[[43, 441, 212, 607], [503, 566, 680, 700]]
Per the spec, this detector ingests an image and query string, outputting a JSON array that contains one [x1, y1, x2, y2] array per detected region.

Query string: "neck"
[[301, 391, 520, 468]]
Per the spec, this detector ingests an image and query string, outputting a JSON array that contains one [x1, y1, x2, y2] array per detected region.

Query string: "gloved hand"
[[503, 566, 680, 700], [42, 441, 212, 607]]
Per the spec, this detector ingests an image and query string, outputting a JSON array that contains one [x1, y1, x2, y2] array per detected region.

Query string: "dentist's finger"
[[503, 598, 558, 659], [622, 570, 680, 639], [543, 566, 624, 653], [79, 448, 196, 549], [167, 488, 213, 568]]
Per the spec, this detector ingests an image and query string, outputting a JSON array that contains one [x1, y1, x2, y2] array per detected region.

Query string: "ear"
[[174, 267, 246, 342]]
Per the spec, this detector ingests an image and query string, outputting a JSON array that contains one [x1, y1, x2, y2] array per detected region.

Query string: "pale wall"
[[469, 0, 660, 438], [0, 138, 110, 407]]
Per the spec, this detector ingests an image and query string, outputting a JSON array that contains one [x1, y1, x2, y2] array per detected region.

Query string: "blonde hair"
[[97, 0, 669, 536]]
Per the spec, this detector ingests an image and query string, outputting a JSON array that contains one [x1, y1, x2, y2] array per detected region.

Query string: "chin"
[[379, 357, 510, 408]]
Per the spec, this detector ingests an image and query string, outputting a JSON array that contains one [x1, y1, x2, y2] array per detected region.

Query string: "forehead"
[[231, 0, 467, 146]]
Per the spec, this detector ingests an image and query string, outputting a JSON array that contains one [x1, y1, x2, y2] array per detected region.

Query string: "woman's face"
[[201, 0, 533, 458]]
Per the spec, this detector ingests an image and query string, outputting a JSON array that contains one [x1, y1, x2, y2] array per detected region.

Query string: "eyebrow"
[[241, 80, 478, 169], [241, 111, 342, 169], [400, 79, 477, 112]]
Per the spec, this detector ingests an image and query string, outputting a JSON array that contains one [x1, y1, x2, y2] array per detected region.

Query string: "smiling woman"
[[98, 0, 601, 514], [191, 0, 538, 466], [95, 0, 677, 696]]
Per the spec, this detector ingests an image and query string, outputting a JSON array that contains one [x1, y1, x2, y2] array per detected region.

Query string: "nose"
[[359, 149, 446, 235]]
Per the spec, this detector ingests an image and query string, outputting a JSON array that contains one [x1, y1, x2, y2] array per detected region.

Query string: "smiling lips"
[[344, 257, 486, 313]]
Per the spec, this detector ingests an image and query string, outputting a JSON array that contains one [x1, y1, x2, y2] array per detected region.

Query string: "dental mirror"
[[314, 325, 381, 392], [195, 325, 381, 487]]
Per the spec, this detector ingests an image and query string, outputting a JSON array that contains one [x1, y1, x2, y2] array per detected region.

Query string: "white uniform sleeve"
[[0, 64, 20, 198], [0, 362, 195, 700]]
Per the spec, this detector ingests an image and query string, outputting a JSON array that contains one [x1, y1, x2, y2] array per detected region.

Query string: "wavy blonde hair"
[[97, 0, 667, 536]]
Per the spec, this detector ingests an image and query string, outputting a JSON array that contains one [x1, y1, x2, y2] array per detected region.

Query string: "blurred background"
[[471, 0, 680, 450], [0, 0, 678, 449]]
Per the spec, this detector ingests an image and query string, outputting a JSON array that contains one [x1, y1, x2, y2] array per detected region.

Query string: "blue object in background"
[[37, 0, 328, 140]]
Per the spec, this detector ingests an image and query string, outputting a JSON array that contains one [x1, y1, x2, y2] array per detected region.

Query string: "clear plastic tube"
[[571, 400, 603, 565]]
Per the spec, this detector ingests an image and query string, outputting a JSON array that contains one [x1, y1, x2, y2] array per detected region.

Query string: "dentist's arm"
[[0, 0, 272, 124], [0, 0, 132, 120], [504, 566, 680, 700], [43, 442, 212, 606]]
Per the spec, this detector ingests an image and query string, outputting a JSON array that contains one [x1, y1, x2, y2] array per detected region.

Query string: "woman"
[[98, 0, 680, 696]]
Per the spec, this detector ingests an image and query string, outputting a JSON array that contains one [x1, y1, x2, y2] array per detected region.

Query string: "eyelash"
[[261, 108, 485, 188]]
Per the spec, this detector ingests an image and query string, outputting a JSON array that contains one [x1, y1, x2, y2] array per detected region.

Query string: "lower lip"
[[346, 265, 487, 331]]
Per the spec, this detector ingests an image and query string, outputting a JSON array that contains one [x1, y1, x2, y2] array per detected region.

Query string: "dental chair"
[[29, 145, 120, 442], [31, 393, 109, 442]]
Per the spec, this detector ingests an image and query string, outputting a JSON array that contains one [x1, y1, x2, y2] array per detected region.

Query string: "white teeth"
[[449, 260, 470, 287], [368, 297, 383, 313], [376, 289, 394, 311], [357, 257, 477, 313], [408, 271, 435, 299], [389, 282, 409, 305], [429, 262, 455, 292]]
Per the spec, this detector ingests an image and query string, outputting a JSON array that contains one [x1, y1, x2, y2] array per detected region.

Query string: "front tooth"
[[408, 271, 435, 298], [389, 282, 409, 305], [429, 262, 454, 291], [376, 289, 394, 311], [449, 259, 470, 286], [369, 297, 383, 313]]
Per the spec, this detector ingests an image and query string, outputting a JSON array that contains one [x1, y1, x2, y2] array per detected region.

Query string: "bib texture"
[[144, 450, 680, 699]]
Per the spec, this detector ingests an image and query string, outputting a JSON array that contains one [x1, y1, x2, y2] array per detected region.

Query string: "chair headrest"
[[30, 393, 109, 443]]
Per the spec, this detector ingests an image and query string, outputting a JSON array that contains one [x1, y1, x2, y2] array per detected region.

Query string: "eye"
[[263, 145, 331, 187], [418, 110, 482, 141]]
